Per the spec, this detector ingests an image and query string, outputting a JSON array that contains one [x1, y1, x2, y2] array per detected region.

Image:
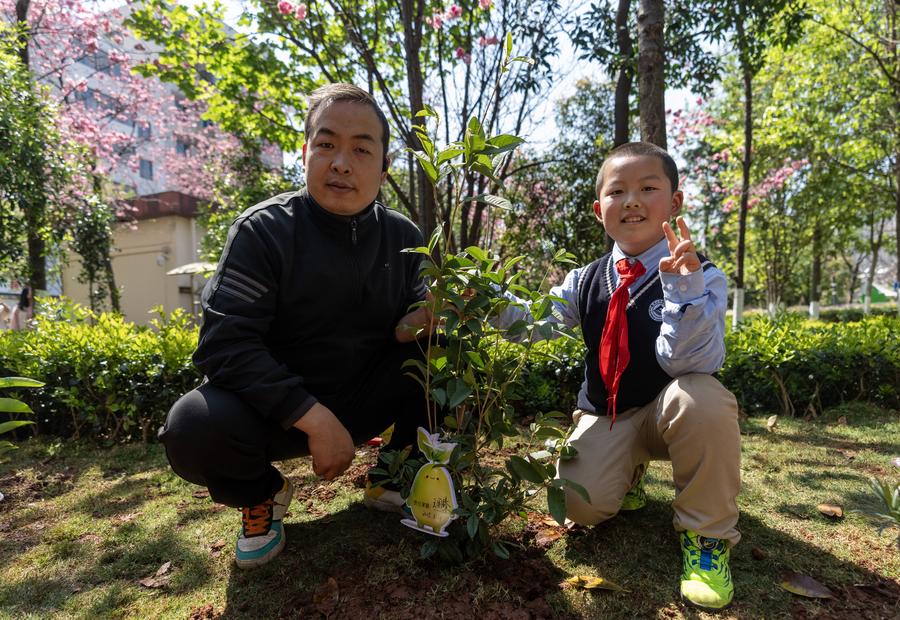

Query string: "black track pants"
[[159, 342, 430, 507]]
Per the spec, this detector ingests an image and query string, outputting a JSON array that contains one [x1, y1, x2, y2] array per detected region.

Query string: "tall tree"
[[637, 0, 665, 147], [129, 0, 565, 246]]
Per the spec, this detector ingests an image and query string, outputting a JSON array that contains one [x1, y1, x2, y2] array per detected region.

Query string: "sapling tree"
[[373, 35, 588, 562]]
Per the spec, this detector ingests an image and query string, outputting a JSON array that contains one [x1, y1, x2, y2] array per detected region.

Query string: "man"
[[160, 83, 434, 568]]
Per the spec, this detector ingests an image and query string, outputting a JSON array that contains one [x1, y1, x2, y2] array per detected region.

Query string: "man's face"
[[593, 155, 683, 256], [302, 101, 387, 216]]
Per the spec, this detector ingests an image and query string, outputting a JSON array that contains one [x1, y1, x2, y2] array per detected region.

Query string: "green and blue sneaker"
[[680, 530, 734, 609], [235, 474, 294, 569], [620, 463, 647, 511]]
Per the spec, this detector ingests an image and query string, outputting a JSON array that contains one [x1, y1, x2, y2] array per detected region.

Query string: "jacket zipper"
[[351, 217, 358, 245]]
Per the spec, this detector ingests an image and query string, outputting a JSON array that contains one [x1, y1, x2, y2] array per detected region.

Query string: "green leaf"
[[420, 540, 439, 559], [464, 194, 513, 210], [509, 56, 535, 65], [411, 150, 438, 184], [491, 541, 510, 559], [436, 146, 465, 165], [547, 486, 567, 526], [0, 420, 35, 435], [464, 350, 485, 369], [0, 398, 31, 414], [560, 478, 590, 504], [465, 246, 489, 262], [415, 104, 438, 119], [483, 134, 525, 155], [504, 32, 513, 61], [0, 377, 44, 389], [447, 380, 472, 409], [507, 455, 545, 484], [467, 514, 479, 539]]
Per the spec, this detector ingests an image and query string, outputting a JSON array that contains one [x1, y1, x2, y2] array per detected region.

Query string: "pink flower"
[[447, 4, 462, 19], [277, 1, 293, 16], [294, 3, 307, 19], [455, 46, 466, 59], [478, 35, 499, 47], [428, 12, 444, 29], [479, 0, 492, 8]]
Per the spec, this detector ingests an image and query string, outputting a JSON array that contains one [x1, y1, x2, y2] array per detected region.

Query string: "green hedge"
[[0, 303, 896, 443], [502, 314, 899, 418], [0, 299, 200, 442], [722, 314, 899, 416]]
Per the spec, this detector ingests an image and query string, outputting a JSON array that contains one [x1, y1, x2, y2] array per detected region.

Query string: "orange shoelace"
[[241, 499, 274, 537]]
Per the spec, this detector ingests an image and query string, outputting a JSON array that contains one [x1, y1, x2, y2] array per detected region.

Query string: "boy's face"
[[593, 155, 683, 256], [302, 101, 388, 216]]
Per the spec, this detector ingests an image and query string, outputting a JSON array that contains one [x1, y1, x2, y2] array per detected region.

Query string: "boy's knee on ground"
[[563, 486, 621, 526], [557, 459, 630, 526]]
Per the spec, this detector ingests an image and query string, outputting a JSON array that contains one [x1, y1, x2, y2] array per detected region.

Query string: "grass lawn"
[[0, 402, 898, 619]]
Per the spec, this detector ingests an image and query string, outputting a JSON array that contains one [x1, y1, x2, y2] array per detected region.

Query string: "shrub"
[[0, 298, 199, 442], [721, 314, 899, 416]]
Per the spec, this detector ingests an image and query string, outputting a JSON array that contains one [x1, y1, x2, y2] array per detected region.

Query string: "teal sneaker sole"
[[235, 520, 285, 569]]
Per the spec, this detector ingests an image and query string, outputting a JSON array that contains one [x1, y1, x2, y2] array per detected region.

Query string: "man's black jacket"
[[194, 190, 426, 429]]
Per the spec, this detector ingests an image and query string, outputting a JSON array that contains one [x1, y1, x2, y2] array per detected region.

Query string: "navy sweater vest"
[[576, 252, 714, 414]]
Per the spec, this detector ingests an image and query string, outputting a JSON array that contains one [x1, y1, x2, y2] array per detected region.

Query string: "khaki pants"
[[558, 373, 741, 546]]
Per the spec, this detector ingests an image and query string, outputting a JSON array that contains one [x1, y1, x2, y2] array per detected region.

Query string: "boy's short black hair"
[[305, 83, 390, 171], [596, 141, 679, 194]]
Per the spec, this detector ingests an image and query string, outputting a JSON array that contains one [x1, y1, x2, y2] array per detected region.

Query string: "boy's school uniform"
[[500, 237, 741, 545]]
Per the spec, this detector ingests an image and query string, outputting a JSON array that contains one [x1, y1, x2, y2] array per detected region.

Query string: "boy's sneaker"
[[363, 481, 408, 514], [235, 474, 294, 569], [680, 530, 734, 609], [620, 463, 647, 511]]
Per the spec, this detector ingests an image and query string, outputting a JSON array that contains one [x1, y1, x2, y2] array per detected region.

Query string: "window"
[[137, 122, 151, 139], [175, 137, 190, 155], [139, 159, 153, 180]]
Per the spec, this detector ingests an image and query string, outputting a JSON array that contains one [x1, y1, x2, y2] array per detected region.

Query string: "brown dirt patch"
[[277, 546, 572, 620]]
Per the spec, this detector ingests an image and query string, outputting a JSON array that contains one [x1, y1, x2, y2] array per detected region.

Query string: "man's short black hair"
[[596, 141, 679, 194], [305, 83, 390, 171]]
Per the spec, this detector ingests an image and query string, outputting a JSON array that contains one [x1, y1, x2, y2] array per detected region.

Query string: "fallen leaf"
[[535, 528, 563, 547], [817, 503, 844, 519], [139, 577, 161, 588], [541, 516, 577, 530], [766, 415, 778, 432], [111, 512, 141, 524], [563, 575, 629, 592], [751, 547, 768, 560], [836, 416, 848, 426], [192, 489, 210, 499], [313, 577, 339, 615], [780, 572, 835, 599], [155, 561, 172, 577], [210, 539, 226, 556]]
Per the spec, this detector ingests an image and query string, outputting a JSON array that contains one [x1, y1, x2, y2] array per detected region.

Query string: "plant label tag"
[[401, 427, 459, 537]]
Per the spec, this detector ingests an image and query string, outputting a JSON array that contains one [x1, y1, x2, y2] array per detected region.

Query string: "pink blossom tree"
[[2, 0, 239, 309]]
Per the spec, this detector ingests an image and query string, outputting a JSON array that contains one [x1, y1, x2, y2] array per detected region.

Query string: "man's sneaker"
[[620, 463, 647, 511], [235, 474, 294, 569], [680, 530, 734, 609], [363, 482, 408, 515]]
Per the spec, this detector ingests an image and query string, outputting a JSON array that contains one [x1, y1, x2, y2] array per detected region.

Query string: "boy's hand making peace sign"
[[660, 216, 701, 275]]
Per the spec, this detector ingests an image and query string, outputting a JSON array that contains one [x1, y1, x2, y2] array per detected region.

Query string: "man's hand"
[[394, 290, 439, 343], [660, 216, 701, 275], [292, 402, 354, 480]]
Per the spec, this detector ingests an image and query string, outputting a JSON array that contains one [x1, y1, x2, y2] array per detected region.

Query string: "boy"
[[159, 83, 435, 569], [502, 142, 740, 609]]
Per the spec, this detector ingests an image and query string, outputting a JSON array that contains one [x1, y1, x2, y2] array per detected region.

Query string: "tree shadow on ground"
[[559, 499, 899, 619], [219, 502, 579, 619]]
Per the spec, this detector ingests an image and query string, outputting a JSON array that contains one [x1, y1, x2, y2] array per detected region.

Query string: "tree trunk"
[[636, 0, 666, 148], [400, 0, 436, 238], [809, 222, 821, 319], [733, 22, 753, 329], [613, 0, 634, 147], [16, 0, 46, 291]]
